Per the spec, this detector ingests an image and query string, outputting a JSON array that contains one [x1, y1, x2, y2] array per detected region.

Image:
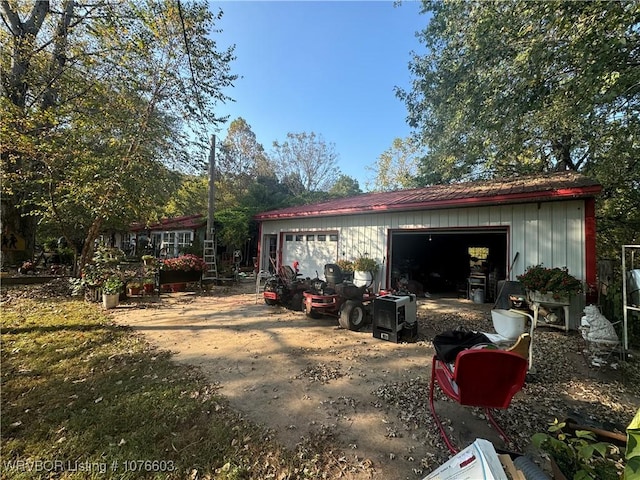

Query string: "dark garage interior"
[[389, 229, 508, 299]]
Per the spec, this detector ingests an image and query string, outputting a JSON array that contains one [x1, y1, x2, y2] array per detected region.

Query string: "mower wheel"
[[339, 300, 366, 331], [264, 298, 278, 306]]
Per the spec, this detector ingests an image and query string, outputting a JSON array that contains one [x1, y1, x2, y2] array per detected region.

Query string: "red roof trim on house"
[[254, 172, 602, 221], [131, 214, 206, 232]]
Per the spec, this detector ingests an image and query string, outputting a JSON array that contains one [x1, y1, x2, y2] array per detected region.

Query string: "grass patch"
[[1, 297, 346, 479]]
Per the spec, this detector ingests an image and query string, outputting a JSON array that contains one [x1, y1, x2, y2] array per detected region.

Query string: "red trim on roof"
[[131, 214, 206, 232], [254, 172, 601, 221]]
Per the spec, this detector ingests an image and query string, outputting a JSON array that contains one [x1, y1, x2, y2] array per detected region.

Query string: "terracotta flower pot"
[[171, 283, 186, 292]]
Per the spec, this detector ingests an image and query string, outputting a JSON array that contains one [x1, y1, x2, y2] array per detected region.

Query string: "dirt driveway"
[[110, 280, 638, 480]]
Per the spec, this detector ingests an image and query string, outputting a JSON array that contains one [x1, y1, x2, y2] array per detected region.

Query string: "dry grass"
[[1, 295, 349, 479]]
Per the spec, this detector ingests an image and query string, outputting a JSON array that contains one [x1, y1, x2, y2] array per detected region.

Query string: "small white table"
[[527, 291, 570, 332]]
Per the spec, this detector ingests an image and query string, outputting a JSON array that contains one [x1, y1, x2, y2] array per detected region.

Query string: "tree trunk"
[[78, 217, 104, 275]]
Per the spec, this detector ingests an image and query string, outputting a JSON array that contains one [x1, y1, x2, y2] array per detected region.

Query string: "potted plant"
[[532, 419, 623, 480], [336, 259, 354, 273], [353, 255, 379, 288], [336, 259, 354, 281], [102, 276, 124, 309], [142, 254, 156, 266], [80, 246, 126, 302], [159, 254, 206, 288], [353, 255, 378, 274], [143, 277, 155, 295], [517, 264, 583, 302], [127, 280, 142, 296]]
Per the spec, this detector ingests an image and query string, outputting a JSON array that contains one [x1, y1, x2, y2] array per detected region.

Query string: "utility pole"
[[204, 135, 218, 280], [206, 135, 216, 240]]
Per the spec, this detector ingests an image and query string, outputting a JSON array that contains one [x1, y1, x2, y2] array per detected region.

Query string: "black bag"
[[433, 329, 492, 363]]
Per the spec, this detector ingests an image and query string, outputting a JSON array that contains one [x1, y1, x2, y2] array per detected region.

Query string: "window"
[[162, 232, 175, 247], [162, 232, 176, 256], [317, 234, 326, 241], [295, 234, 303, 241], [307, 235, 315, 241], [329, 234, 338, 242], [151, 233, 162, 252], [285, 234, 293, 241], [177, 231, 192, 252], [468, 247, 489, 272]]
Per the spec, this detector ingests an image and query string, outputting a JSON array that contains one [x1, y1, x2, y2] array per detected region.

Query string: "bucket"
[[472, 289, 485, 304], [353, 270, 373, 288]]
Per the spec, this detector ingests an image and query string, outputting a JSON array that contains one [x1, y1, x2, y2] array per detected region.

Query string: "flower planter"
[[159, 269, 202, 285], [143, 283, 155, 295], [353, 270, 373, 287], [171, 282, 186, 292], [528, 290, 570, 305], [102, 293, 119, 309], [128, 286, 142, 296]]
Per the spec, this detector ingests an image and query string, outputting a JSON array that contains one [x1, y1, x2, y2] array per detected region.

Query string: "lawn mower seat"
[[279, 265, 297, 283], [324, 264, 366, 299], [324, 264, 344, 286], [429, 348, 528, 453]]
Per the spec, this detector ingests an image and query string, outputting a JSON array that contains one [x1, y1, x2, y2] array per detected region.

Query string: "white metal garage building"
[[255, 171, 601, 327]]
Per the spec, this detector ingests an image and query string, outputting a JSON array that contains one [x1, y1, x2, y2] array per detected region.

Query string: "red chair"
[[429, 348, 528, 453]]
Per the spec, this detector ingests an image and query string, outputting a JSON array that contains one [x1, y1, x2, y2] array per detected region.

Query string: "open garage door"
[[389, 228, 508, 300], [282, 232, 338, 278]]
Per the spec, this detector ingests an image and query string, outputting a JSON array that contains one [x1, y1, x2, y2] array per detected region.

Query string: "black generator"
[[373, 294, 418, 343]]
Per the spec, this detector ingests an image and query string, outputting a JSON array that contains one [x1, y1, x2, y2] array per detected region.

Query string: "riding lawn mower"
[[302, 263, 376, 331]]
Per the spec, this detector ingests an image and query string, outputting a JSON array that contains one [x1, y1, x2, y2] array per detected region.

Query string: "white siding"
[[260, 200, 587, 283]]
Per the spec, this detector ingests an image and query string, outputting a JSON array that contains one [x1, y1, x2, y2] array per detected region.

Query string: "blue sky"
[[211, 1, 428, 190]]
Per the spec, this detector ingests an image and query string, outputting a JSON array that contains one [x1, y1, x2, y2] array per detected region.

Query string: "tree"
[[366, 137, 422, 191], [218, 117, 273, 179], [1, 1, 236, 271], [164, 175, 208, 218], [272, 132, 341, 195], [398, 0, 639, 254], [328, 175, 362, 198], [399, 1, 639, 178]]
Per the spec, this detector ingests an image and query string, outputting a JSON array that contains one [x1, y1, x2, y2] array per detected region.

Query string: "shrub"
[[517, 264, 583, 299]]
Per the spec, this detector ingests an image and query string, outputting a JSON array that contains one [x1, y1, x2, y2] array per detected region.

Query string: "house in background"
[[130, 214, 206, 257], [254, 171, 602, 329]]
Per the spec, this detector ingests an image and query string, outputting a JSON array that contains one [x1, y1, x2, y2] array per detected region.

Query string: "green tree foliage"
[[328, 175, 362, 198], [162, 119, 293, 252], [215, 208, 250, 251], [398, 0, 639, 255], [164, 175, 208, 218], [272, 132, 341, 196], [1, 1, 236, 270], [366, 137, 422, 192], [218, 117, 273, 180]]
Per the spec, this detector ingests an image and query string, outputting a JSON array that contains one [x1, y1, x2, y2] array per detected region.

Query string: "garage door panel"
[[283, 233, 337, 279]]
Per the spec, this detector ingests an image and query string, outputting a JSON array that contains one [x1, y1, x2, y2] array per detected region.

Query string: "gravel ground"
[[2, 278, 638, 479]]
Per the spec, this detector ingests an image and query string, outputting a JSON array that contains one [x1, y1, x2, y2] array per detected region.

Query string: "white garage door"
[[282, 233, 338, 279]]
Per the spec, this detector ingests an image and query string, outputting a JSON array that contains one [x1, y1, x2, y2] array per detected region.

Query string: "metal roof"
[[131, 214, 206, 232], [254, 171, 601, 221]]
